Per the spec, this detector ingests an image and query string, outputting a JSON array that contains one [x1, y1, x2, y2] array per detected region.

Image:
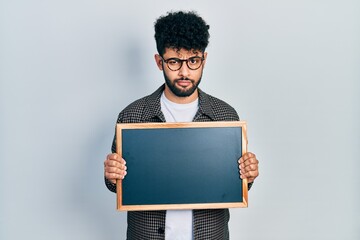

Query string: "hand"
[[104, 153, 127, 184], [238, 152, 259, 183]]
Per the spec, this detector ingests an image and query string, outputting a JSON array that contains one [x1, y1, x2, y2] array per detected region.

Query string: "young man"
[[104, 11, 259, 239]]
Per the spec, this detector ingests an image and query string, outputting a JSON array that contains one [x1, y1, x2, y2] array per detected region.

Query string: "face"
[[155, 48, 207, 100]]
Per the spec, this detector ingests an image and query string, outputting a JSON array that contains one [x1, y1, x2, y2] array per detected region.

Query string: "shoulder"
[[116, 96, 148, 123], [200, 90, 240, 121], [207, 94, 237, 112], [115, 85, 164, 123]]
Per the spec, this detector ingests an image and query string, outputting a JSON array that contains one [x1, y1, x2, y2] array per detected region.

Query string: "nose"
[[178, 62, 191, 78]]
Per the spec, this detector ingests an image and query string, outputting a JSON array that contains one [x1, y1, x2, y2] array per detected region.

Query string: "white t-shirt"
[[160, 92, 199, 240]]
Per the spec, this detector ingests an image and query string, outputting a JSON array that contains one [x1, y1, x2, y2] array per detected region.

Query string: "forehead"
[[163, 48, 202, 58]]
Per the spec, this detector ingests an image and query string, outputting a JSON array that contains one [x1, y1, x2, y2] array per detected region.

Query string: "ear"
[[202, 52, 208, 68], [154, 54, 163, 71]]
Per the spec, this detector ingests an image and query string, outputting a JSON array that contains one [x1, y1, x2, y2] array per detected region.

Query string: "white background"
[[1, 0, 359, 239]]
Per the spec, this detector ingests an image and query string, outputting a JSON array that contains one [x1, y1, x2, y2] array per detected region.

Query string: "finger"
[[238, 160, 258, 172], [105, 177, 116, 184], [240, 161, 259, 174], [104, 170, 127, 182], [240, 170, 259, 180], [244, 164, 258, 172], [105, 153, 126, 165], [105, 160, 127, 170], [105, 172, 125, 181], [244, 152, 256, 161], [238, 152, 256, 163], [106, 153, 125, 163], [241, 175, 256, 183], [105, 170, 127, 180], [105, 166, 127, 174], [240, 162, 259, 176], [242, 158, 259, 168], [242, 152, 255, 161]]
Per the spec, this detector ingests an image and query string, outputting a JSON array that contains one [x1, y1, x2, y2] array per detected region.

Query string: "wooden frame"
[[116, 121, 248, 211]]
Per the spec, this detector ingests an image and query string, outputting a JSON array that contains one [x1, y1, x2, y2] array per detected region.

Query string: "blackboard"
[[116, 121, 248, 211]]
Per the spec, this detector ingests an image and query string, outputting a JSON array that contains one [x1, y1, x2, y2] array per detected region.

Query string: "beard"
[[163, 71, 202, 97]]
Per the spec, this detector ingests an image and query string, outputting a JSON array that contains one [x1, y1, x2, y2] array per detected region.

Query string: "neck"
[[164, 85, 199, 104]]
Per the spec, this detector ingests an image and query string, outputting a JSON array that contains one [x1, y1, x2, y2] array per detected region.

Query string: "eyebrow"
[[168, 56, 201, 59]]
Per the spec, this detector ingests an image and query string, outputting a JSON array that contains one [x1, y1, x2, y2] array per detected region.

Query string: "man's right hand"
[[104, 153, 127, 184]]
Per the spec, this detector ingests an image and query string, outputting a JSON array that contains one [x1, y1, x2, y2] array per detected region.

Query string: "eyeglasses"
[[161, 56, 205, 71]]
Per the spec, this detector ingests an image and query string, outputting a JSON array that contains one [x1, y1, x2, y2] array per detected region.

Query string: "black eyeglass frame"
[[160, 56, 205, 71]]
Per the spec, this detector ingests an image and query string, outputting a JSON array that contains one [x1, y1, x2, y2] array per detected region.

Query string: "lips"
[[176, 79, 192, 87]]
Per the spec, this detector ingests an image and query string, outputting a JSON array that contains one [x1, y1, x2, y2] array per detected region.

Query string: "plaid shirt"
[[105, 85, 251, 239]]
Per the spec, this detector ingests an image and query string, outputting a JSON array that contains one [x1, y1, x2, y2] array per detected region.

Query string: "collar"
[[142, 84, 215, 122]]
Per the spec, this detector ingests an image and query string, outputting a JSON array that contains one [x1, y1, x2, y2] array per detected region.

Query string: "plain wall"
[[1, 0, 359, 239]]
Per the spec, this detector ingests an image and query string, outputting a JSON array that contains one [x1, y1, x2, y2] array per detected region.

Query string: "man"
[[104, 11, 259, 239]]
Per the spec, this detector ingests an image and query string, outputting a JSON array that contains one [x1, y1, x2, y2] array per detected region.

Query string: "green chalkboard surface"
[[116, 121, 248, 211]]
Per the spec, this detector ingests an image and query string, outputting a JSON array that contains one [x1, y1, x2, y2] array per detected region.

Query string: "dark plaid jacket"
[[105, 85, 251, 239]]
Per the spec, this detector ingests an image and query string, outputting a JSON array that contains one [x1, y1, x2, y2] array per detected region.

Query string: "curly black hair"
[[154, 11, 210, 56]]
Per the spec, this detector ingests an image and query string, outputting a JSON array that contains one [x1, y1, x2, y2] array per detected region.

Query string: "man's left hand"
[[238, 152, 259, 183]]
